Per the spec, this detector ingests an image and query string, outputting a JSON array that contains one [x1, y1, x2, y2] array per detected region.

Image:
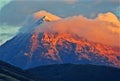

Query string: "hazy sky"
[[0, 0, 120, 25]]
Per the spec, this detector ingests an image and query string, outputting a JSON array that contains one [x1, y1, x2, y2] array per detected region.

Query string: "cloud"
[[0, 25, 20, 45], [63, 0, 78, 4], [34, 11, 120, 47], [34, 10, 61, 20], [105, 0, 120, 3]]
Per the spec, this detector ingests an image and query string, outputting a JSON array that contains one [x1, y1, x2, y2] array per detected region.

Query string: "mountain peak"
[[34, 10, 61, 21], [42, 16, 51, 22]]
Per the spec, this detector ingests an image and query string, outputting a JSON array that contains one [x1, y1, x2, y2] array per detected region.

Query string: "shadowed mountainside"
[[0, 60, 120, 81], [0, 60, 34, 81], [26, 64, 120, 81]]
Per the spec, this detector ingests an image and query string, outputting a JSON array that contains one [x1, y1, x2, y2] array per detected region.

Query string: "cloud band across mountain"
[[30, 11, 120, 47]]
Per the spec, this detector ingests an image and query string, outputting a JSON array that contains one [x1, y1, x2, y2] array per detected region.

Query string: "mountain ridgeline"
[[26, 64, 120, 81], [0, 61, 120, 81], [0, 60, 34, 81]]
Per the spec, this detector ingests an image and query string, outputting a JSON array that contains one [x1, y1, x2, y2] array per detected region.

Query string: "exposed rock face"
[[0, 30, 120, 69]]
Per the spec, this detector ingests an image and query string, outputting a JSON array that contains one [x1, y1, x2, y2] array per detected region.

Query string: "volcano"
[[0, 11, 120, 69]]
